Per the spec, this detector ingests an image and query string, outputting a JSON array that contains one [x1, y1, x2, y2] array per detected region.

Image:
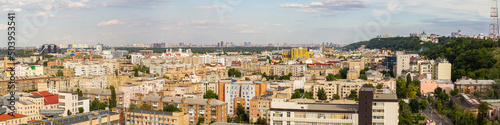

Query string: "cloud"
[[273, 24, 284, 26], [0, 24, 8, 30], [193, 5, 229, 9], [239, 30, 262, 34], [236, 24, 249, 27], [96, 0, 171, 8], [98, 19, 126, 26], [177, 20, 224, 25], [281, 0, 368, 12]]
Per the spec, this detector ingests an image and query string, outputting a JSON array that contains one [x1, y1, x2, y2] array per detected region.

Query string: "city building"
[[270, 86, 398, 125], [131, 94, 228, 125], [58, 92, 79, 116], [455, 77, 496, 96], [126, 109, 189, 125], [282, 48, 313, 61]]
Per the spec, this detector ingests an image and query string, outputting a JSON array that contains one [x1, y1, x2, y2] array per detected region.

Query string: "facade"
[[455, 79, 496, 96], [269, 86, 398, 125], [0, 113, 27, 125], [270, 101, 359, 125], [282, 48, 313, 61], [126, 109, 189, 125], [58, 92, 79, 116], [0, 75, 55, 95], [131, 94, 228, 125], [77, 88, 125, 107], [269, 64, 306, 76], [78, 97, 90, 114], [395, 51, 418, 77], [16, 95, 44, 121]]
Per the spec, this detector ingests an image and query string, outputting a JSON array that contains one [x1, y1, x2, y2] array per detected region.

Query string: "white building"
[[78, 97, 90, 114], [58, 92, 79, 116], [225, 84, 240, 115]]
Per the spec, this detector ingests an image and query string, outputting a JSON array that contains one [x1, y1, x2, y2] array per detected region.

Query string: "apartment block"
[[126, 109, 189, 125], [131, 93, 227, 125]]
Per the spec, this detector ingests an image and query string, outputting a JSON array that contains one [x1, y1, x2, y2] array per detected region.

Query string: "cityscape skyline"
[[0, 0, 493, 47]]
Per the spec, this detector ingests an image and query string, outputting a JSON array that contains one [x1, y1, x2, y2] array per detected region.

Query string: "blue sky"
[[0, 0, 493, 46]]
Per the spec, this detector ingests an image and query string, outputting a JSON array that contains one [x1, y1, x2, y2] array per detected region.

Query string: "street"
[[422, 106, 454, 125]]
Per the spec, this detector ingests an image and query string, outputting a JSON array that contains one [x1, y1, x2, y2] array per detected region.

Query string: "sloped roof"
[[30, 91, 59, 105], [0, 113, 26, 121]]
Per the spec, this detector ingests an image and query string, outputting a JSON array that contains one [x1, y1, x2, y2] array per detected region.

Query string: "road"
[[422, 106, 453, 125]]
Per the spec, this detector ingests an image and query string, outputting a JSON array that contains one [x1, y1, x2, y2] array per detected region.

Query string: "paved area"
[[422, 106, 453, 125]]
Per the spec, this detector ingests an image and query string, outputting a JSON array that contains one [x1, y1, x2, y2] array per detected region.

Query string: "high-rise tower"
[[490, 0, 499, 42]]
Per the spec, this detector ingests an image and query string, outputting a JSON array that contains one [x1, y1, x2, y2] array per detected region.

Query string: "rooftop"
[[128, 109, 174, 116]]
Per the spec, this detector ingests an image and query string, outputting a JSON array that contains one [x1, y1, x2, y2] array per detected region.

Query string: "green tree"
[[236, 104, 249, 123], [326, 73, 335, 81], [304, 91, 314, 99], [409, 98, 419, 113], [228, 68, 242, 77], [90, 98, 100, 111], [163, 104, 181, 112], [333, 94, 340, 100], [67, 110, 72, 116], [317, 88, 327, 100], [340, 68, 349, 79], [348, 90, 358, 101], [478, 102, 490, 124], [99, 102, 108, 110], [129, 103, 138, 110], [56, 69, 64, 77], [255, 117, 267, 125], [139, 104, 152, 110], [420, 99, 428, 110], [291, 89, 303, 99], [362, 83, 374, 87], [376, 84, 383, 89], [196, 118, 205, 125], [450, 88, 460, 96], [203, 90, 218, 99], [109, 85, 117, 108], [76, 88, 83, 97], [79, 107, 84, 113]]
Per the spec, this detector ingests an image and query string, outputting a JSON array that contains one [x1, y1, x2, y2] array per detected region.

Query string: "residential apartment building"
[[16, 95, 44, 121], [269, 86, 398, 125], [131, 94, 227, 125], [455, 78, 496, 96], [395, 51, 418, 77], [58, 92, 79, 116], [77, 88, 124, 107], [310, 80, 373, 100], [269, 64, 306, 76], [126, 109, 189, 125], [282, 48, 313, 61], [44, 67, 75, 77], [0, 75, 55, 95]]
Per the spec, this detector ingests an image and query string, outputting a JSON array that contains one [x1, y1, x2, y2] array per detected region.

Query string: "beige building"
[[310, 80, 374, 100], [131, 93, 228, 125], [126, 109, 189, 125], [16, 95, 44, 121]]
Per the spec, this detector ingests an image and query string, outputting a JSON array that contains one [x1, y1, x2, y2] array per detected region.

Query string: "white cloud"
[[281, 0, 368, 13], [295, 9, 320, 13], [239, 30, 261, 33], [0, 24, 8, 30], [193, 5, 229, 9], [98, 19, 125, 26], [236, 24, 249, 27], [177, 20, 224, 25], [273, 24, 284, 26]]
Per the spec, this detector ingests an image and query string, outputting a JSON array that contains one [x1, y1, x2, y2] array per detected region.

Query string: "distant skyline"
[[0, 0, 492, 47]]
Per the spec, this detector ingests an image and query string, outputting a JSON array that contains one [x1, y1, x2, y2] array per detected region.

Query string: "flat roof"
[[127, 109, 174, 116]]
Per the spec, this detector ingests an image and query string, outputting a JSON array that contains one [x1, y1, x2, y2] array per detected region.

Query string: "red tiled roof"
[[326, 61, 337, 63], [30, 91, 59, 105], [0, 113, 26, 121], [273, 58, 280, 61]]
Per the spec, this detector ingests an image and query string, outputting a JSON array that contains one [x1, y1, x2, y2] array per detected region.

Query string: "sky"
[[0, 0, 493, 46]]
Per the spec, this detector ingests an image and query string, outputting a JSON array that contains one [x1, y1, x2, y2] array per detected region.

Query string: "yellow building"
[[0, 113, 27, 125], [282, 48, 313, 61], [126, 109, 189, 125]]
